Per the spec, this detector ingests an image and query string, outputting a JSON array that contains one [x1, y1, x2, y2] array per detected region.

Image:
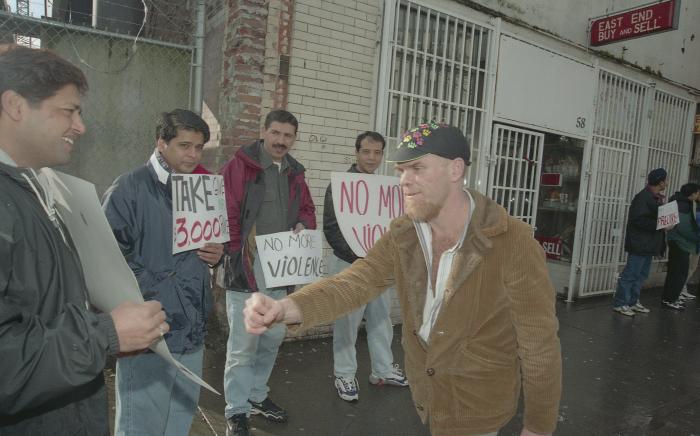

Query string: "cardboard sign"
[[657, 200, 679, 229], [255, 230, 325, 287], [331, 173, 403, 257], [172, 174, 230, 254], [51, 170, 219, 395]]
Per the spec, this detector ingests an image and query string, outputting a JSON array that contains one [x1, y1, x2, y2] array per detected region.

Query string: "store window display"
[[535, 135, 584, 263]]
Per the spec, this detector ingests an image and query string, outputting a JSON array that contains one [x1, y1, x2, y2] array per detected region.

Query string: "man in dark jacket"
[[613, 168, 668, 316], [103, 109, 223, 435], [0, 45, 167, 434], [661, 183, 700, 309], [323, 131, 408, 402], [220, 110, 316, 436]]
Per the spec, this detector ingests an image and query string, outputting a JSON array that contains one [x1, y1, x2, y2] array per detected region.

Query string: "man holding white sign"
[[613, 168, 669, 316], [220, 110, 316, 436], [660, 183, 700, 310], [103, 109, 224, 435], [323, 131, 408, 402], [0, 46, 167, 435]]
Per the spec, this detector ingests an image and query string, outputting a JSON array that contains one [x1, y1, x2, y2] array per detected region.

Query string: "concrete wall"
[[48, 34, 191, 195], [461, 0, 700, 93]]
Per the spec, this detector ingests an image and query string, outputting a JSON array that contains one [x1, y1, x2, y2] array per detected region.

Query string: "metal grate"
[[576, 69, 694, 298], [378, 0, 492, 182], [486, 124, 544, 226], [578, 145, 631, 297]]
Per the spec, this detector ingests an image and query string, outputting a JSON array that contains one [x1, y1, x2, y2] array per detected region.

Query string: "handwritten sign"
[[255, 230, 325, 287], [172, 174, 230, 254], [657, 200, 679, 230], [331, 173, 403, 257]]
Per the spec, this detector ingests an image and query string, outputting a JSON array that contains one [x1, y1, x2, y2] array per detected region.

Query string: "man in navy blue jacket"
[[103, 109, 223, 435]]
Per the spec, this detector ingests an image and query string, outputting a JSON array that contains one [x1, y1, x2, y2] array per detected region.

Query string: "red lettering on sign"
[[590, 0, 678, 46]]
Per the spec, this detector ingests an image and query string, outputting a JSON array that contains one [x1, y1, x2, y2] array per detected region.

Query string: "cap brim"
[[386, 147, 429, 163]]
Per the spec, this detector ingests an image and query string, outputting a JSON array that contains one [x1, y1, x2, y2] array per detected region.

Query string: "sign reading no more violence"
[[331, 172, 404, 258], [255, 230, 325, 288], [172, 174, 230, 254]]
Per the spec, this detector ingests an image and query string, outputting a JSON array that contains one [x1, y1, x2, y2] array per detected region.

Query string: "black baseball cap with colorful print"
[[388, 122, 471, 164]]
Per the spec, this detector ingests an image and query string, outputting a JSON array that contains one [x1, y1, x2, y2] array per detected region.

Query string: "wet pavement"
[[107, 287, 700, 435]]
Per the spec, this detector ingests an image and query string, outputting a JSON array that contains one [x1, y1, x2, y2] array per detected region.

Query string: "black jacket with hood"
[[0, 161, 119, 434]]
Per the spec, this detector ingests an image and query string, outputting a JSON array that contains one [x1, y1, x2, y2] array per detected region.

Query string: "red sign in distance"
[[535, 235, 563, 261], [590, 0, 679, 46]]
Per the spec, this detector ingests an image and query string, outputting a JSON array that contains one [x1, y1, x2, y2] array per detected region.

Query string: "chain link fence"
[[1, 2, 195, 195]]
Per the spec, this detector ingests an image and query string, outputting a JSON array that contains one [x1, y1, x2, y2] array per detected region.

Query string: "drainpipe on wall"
[[192, 0, 205, 114]]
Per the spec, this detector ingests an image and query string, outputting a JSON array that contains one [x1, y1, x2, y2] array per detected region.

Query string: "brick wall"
[[276, 0, 381, 227]]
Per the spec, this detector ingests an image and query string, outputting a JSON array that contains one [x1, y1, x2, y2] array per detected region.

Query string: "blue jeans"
[[114, 347, 203, 436], [328, 255, 395, 379], [224, 256, 287, 418], [613, 254, 652, 307]]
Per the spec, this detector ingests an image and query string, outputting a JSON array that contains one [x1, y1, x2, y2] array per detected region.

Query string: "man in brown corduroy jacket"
[[242, 122, 562, 436]]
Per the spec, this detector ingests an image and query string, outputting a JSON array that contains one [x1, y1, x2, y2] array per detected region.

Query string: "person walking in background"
[[661, 183, 700, 310], [323, 131, 408, 402], [613, 168, 668, 316]]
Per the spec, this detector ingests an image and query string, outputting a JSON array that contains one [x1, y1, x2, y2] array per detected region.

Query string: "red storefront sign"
[[590, 0, 680, 46], [535, 235, 562, 260]]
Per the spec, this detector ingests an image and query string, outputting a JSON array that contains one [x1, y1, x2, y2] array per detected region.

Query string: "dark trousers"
[[662, 240, 690, 302]]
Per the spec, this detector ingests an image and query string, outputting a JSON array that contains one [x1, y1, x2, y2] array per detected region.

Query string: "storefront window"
[[534, 134, 585, 263]]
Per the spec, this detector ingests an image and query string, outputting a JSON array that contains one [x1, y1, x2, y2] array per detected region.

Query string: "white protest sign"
[[657, 200, 679, 229], [331, 172, 404, 257], [51, 170, 219, 395], [255, 230, 324, 287], [172, 173, 230, 254]]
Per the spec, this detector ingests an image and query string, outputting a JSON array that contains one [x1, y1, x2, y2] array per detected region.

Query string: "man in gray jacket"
[[0, 45, 168, 434]]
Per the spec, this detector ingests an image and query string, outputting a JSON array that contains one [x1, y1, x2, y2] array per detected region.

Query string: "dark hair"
[[156, 109, 210, 144], [680, 183, 700, 198], [0, 45, 88, 106], [355, 131, 386, 152], [264, 109, 298, 133]]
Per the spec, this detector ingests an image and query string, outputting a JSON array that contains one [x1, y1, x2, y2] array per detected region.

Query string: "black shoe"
[[249, 397, 288, 423], [226, 413, 250, 436]]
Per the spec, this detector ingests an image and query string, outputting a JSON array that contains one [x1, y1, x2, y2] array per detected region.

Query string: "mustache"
[[272, 143, 287, 150]]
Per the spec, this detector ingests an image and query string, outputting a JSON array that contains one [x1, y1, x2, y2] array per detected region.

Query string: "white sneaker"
[[369, 363, 409, 387], [680, 288, 697, 300], [631, 303, 650, 313], [662, 300, 685, 310], [613, 305, 635, 316], [334, 376, 359, 402]]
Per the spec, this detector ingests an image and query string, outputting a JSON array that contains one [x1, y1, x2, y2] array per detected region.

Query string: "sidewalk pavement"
[[107, 287, 700, 435]]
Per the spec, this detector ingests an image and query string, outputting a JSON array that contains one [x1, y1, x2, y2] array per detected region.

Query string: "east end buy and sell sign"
[[590, 0, 680, 46]]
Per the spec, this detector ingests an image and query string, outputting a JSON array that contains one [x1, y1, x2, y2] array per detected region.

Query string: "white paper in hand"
[[50, 170, 220, 395]]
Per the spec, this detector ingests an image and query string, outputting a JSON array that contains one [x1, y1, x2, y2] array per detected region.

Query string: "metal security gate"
[[486, 125, 544, 226], [376, 0, 494, 181], [577, 145, 631, 297], [572, 68, 694, 299]]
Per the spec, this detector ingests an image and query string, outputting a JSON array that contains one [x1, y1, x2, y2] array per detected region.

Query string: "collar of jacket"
[[388, 188, 510, 332], [0, 160, 33, 190], [237, 140, 307, 175]]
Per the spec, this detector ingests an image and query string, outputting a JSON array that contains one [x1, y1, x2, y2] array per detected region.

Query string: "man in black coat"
[[612, 168, 668, 316], [0, 45, 168, 434]]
